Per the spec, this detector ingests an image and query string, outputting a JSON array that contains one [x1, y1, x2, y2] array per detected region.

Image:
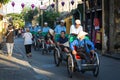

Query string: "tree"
[[6, 13, 25, 28], [38, 11, 60, 28], [0, 0, 10, 4], [0, 0, 10, 44], [22, 7, 39, 27]]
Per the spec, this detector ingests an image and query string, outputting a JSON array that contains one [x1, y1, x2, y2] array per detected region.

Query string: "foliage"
[[22, 7, 38, 23], [0, 0, 10, 4], [38, 11, 60, 28], [6, 13, 25, 28]]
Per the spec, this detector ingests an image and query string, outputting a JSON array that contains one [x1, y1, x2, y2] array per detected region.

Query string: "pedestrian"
[[69, 19, 83, 42], [23, 28, 33, 57], [54, 20, 66, 34], [5, 25, 14, 57]]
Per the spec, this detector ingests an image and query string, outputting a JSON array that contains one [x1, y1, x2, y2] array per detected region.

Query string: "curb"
[[102, 54, 120, 60]]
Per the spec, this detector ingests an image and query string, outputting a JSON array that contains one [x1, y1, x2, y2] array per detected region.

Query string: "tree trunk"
[[55, 0, 58, 12], [109, 0, 115, 53]]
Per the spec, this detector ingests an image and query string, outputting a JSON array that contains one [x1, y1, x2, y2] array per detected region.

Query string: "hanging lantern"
[[71, 0, 74, 5], [11, 1, 15, 7], [21, 3, 25, 9], [61, 1, 65, 6], [31, 4, 35, 9], [51, 3, 55, 8]]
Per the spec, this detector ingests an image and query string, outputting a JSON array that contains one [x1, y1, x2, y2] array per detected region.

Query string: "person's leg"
[[6, 43, 11, 56], [25, 45, 29, 57], [28, 44, 32, 57], [64, 47, 69, 53], [10, 43, 14, 56]]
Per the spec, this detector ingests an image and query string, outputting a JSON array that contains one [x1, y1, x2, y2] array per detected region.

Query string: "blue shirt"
[[30, 27, 35, 32], [54, 25, 66, 34], [58, 37, 68, 44], [34, 26, 41, 32], [42, 27, 50, 33], [70, 39, 95, 54]]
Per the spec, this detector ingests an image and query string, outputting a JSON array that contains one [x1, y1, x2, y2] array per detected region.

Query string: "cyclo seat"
[[74, 46, 91, 62]]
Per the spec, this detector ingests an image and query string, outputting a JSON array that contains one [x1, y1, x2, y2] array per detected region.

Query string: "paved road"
[[1, 38, 120, 80]]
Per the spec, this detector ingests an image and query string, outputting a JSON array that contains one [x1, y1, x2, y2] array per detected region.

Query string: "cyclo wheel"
[[93, 52, 100, 77], [67, 54, 74, 78], [54, 47, 61, 66]]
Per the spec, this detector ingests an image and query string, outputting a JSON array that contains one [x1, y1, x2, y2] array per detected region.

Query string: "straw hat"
[[77, 31, 88, 38], [75, 19, 81, 24], [49, 29, 54, 36]]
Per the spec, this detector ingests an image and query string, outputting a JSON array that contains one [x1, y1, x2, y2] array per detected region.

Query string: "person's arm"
[[64, 27, 66, 32], [86, 40, 95, 51], [22, 33, 25, 38], [70, 40, 78, 51], [70, 40, 78, 55], [54, 26, 58, 34]]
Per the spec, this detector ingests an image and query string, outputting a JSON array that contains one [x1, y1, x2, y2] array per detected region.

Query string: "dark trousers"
[[25, 44, 31, 54]]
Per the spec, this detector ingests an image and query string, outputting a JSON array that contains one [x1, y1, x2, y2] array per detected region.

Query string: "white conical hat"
[[77, 31, 88, 38], [49, 29, 54, 36]]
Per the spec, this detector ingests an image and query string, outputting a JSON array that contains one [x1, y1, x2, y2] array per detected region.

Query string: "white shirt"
[[70, 25, 83, 34], [23, 32, 33, 45]]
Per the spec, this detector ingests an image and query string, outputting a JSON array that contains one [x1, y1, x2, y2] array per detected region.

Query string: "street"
[[0, 38, 120, 80]]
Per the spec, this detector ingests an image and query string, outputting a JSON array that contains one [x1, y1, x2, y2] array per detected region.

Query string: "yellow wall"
[[64, 16, 72, 34]]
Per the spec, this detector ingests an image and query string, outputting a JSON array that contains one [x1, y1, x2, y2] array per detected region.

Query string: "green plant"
[[38, 11, 60, 28]]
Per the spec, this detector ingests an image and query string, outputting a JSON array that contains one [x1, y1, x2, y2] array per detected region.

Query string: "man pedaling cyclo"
[[57, 31, 69, 53]]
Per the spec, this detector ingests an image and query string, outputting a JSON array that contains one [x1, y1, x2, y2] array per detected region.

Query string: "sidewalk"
[[96, 50, 120, 60], [102, 52, 120, 60]]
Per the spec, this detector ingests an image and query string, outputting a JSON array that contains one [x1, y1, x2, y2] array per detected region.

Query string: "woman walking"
[[23, 28, 33, 57], [5, 25, 14, 57]]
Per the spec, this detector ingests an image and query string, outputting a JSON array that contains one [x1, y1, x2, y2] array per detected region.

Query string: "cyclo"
[[53, 32, 70, 66], [32, 30, 44, 51], [41, 29, 56, 55], [66, 31, 100, 78]]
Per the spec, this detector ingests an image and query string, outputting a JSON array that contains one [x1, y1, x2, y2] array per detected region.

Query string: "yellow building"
[[64, 16, 72, 34]]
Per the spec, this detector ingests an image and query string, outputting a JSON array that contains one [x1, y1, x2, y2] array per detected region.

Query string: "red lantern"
[[31, 4, 35, 9], [71, 0, 74, 5], [11, 1, 15, 7], [21, 3, 25, 9], [61, 1, 65, 6]]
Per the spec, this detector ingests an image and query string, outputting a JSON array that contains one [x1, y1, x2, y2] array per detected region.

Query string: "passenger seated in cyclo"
[[57, 31, 69, 53], [45, 29, 55, 49], [35, 29, 43, 41], [70, 31, 95, 63]]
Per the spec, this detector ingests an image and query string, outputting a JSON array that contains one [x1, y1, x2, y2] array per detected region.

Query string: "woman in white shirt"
[[23, 28, 33, 57]]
